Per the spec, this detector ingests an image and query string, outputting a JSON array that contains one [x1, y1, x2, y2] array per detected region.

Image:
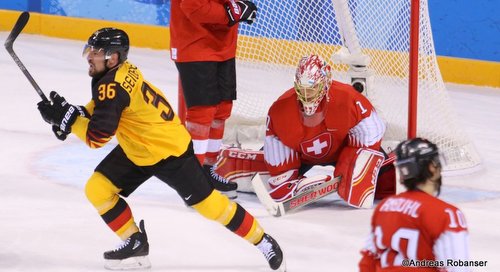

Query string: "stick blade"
[[4, 11, 30, 49], [251, 174, 284, 217]]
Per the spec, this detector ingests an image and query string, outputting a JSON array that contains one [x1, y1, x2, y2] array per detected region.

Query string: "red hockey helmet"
[[294, 54, 332, 115]]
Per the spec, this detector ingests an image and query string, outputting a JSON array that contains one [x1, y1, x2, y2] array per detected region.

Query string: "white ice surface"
[[1, 33, 499, 272]]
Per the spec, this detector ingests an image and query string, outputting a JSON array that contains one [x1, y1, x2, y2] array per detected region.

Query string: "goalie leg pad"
[[334, 147, 384, 208], [214, 147, 268, 192], [375, 154, 396, 200]]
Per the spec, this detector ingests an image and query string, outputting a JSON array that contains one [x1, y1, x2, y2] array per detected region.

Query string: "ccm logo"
[[228, 151, 257, 160], [371, 158, 384, 185]]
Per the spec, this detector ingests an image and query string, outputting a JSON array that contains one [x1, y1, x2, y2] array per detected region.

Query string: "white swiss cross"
[[306, 139, 328, 155], [300, 133, 332, 159]]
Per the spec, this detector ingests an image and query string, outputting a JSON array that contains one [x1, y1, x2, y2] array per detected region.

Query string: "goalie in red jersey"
[[359, 138, 470, 272], [213, 54, 396, 209]]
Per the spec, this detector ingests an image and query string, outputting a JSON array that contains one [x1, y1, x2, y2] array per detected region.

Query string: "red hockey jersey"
[[359, 190, 469, 272], [170, 0, 238, 62], [264, 81, 385, 176]]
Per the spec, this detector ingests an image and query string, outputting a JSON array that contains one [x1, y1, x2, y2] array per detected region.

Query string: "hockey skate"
[[104, 220, 151, 270], [203, 164, 238, 199], [256, 234, 286, 271]]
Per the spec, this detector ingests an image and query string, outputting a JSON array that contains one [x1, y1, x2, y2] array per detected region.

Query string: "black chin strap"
[[92, 60, 119, 82]]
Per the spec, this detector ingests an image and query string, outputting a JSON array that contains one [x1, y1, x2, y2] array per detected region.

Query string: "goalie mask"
[[294, 54, 332, 116], [83, 28, 129, 63], [394, 138, 444, 194]]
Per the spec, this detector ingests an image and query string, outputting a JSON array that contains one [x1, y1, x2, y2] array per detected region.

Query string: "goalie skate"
[[104, 220, 151, 270]]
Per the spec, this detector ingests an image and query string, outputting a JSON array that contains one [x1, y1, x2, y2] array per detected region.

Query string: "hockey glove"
[[224, 0, 257, 26], [37, 91, 86, 133], [52, 125, 69, 141]]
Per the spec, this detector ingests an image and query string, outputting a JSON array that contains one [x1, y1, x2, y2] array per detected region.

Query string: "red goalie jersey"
[[359, 190, 469, 272], [264, 80, 385, 177]]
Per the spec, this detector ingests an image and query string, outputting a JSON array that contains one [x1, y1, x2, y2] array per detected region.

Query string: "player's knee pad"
[[334, 146, 384, 208], [192, 190, 235, 224], [85, 171, 121, 214]]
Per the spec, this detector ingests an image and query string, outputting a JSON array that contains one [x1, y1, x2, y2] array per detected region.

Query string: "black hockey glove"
[[52, 125, 69, 141], [224, 0, 257, 26], [37, 91, 86, 134]]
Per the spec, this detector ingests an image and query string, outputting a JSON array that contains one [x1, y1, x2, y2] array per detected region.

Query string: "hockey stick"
[[4, 11, 49, 102], [251, 174, 341, 217]]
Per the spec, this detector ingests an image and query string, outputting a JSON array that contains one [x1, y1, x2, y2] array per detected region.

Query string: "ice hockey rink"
[[1, 33, 499, 272]]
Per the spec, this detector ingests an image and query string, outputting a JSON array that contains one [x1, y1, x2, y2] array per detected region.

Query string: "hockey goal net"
[[224, 0, 480, 172]]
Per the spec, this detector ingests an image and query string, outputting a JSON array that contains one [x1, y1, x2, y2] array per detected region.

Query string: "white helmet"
[[294, 54, 332, 115]]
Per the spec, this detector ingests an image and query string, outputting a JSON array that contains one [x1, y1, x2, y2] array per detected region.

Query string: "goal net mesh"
[[227, 0, 480, 172]]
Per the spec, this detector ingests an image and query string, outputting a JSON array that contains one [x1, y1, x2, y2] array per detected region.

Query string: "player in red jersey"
[[213, 54, 395, 209], [359, 138, 470, 272], [170, 0, 257, 198]]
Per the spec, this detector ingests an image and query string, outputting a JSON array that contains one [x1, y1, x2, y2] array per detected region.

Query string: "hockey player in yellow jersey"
[[37, 27, 285, 271]]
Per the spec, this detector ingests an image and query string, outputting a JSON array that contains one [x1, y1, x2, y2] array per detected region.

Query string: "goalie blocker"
[[213, 146, 396, 211]]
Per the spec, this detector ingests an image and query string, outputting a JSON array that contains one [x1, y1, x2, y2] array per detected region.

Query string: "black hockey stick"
[[4, 11, 49, 102]]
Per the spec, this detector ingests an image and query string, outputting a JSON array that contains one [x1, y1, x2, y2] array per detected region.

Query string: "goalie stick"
[[252, 174, 341, 217], [4, 11, 49, 102]]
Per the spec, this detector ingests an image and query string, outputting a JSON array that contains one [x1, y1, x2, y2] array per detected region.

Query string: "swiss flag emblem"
[[300, 133, 332, 159]]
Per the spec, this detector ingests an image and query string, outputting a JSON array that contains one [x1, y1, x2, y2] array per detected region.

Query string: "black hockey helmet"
[[83, 28, 129, 63], [394, 137, 442, 190]]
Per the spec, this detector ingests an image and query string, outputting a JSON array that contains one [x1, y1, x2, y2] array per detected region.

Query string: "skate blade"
[[276, 260, 287, 272], [273, 258, 287, 272], [221, 190, 237, 199], [104, 256, 151, 270]]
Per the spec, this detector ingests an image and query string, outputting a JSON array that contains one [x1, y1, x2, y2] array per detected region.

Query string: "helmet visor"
[[294, 82, 324, 104], [82, 44, 108, 60]]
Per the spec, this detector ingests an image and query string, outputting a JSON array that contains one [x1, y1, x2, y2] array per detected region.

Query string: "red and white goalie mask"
[[294, 54, 332, 116]]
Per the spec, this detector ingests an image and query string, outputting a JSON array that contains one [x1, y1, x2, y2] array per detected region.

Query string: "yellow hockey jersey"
[[72, 61, 191, 166]]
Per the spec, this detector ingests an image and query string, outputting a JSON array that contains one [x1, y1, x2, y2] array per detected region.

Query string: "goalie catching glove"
[[37, 91, 87, 134], [224, 0, 257, 26]]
